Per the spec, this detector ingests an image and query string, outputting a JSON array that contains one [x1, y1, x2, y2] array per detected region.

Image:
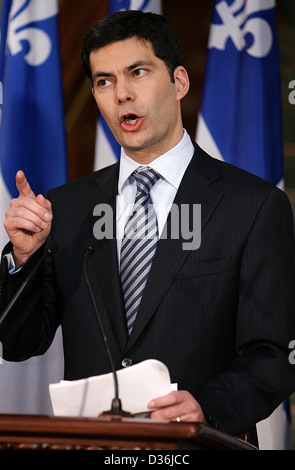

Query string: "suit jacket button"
[[121, 358, 132, 367]]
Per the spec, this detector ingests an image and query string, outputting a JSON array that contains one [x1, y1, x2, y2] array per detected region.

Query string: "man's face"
[[90, 37, 189, 163]]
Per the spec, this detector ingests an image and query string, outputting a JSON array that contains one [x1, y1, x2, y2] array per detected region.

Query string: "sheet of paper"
[[49, 359, 175, 417]]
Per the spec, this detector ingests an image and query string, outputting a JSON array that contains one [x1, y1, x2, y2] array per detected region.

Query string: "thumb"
[[15, 170, 36, 198]]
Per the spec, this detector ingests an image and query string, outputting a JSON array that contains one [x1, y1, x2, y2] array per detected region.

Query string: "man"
[[1, 11, 295, 447]]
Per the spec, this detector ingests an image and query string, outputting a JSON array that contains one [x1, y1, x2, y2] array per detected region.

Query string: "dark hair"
[[81, 10, 183, 84]]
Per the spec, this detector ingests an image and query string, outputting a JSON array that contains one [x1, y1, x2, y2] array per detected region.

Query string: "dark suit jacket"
[[1, 143, 295, 442]]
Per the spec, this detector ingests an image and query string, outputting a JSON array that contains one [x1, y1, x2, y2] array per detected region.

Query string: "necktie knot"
[[133, 166, 161, 196]]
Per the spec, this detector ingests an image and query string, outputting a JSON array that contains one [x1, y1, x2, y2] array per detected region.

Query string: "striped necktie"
[[120, 166, 161, 335]]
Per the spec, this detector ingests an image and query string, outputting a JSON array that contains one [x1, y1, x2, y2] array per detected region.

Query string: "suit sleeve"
[[195, 187, 295, 435], [0, 241, 57, 361]]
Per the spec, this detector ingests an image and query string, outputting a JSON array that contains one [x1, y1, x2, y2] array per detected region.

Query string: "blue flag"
[[94, 0, 162, 170], [0, 0, 68, 203], [0, 0, 66, 415], [196, 0, 283, 188], [196, 0, 290, 449]]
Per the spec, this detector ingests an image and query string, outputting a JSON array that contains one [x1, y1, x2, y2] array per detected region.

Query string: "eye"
[[96, 78, 112, 88], [133, 68, 148, 78]]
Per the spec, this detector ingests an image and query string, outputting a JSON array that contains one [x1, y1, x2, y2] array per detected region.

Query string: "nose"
[[115, 80, 135, 104]]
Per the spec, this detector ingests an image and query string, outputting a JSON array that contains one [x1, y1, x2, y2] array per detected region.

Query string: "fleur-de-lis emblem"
[[112, 0, 151, 12], [209, 0, 275, 58], [7, 0, 57, 66]]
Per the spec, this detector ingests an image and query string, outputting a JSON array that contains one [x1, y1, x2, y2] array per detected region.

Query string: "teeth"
[[125, 115, 138, 125]]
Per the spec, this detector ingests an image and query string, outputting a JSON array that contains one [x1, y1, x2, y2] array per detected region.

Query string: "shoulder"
[[193, 141, 286, 198], [191, 142, 293, 224]]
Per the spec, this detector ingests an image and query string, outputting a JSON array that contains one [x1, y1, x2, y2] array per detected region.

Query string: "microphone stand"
[[83, 240, 133, 419]]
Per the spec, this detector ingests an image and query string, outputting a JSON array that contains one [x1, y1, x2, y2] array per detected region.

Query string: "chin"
[[121, 138, 147, 152]]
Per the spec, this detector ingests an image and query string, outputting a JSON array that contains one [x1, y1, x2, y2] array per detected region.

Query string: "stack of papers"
[[49, 359, 175, 417]]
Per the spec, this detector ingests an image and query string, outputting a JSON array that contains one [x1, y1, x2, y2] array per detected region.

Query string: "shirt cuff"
[[3, 253, 23, 274]]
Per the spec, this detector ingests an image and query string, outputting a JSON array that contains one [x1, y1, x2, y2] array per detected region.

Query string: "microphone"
[[0, 241, 59, 326], [83, 238, 132, 418]]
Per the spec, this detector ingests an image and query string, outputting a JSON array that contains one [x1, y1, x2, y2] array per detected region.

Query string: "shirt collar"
[[118, 129, 194, 194]]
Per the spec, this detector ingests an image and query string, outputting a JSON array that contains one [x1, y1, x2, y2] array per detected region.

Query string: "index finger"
[[148, 391, 179, 409], [15, 170, 36, 198]]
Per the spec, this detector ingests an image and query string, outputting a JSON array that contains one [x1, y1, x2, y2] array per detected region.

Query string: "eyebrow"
[[126, 60, 154, 72], [92, 60, 155, 81]]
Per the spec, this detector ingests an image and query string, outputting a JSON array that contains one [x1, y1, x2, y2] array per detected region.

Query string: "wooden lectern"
[[0, 414, 257, 450]]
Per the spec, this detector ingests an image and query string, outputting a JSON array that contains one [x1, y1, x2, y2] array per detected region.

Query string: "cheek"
[[93, 97, 115, 127], [157, 80, 177, 107], [92, 91, 111, 114], [153, 88, 178, 125]]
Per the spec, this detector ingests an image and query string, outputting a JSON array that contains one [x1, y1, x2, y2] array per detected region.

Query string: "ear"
[[174, 66, 190, 101]]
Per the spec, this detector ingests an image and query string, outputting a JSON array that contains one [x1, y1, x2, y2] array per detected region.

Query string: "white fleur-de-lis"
[[129, 0, 149, 9], [209, 0, 275, 58], [7, 0, 57, 66], [116, 0, 154, 12]]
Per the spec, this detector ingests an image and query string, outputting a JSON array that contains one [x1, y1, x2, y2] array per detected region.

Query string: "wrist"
[[12, 250, 28, 269]]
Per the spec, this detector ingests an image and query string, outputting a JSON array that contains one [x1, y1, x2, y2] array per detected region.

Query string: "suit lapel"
[[125, 145, 224, 350], [85, 162, 128, 351]]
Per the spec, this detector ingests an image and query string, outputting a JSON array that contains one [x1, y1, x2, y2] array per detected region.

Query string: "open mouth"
[[123, 114, 139, 125], [120, 112, 143, 132]]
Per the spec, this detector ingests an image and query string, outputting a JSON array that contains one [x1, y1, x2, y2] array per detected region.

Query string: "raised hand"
[[4, 171, 53, 267]]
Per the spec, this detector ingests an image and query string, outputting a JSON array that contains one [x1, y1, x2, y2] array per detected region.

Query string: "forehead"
[[89, 37, 161, 73]]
